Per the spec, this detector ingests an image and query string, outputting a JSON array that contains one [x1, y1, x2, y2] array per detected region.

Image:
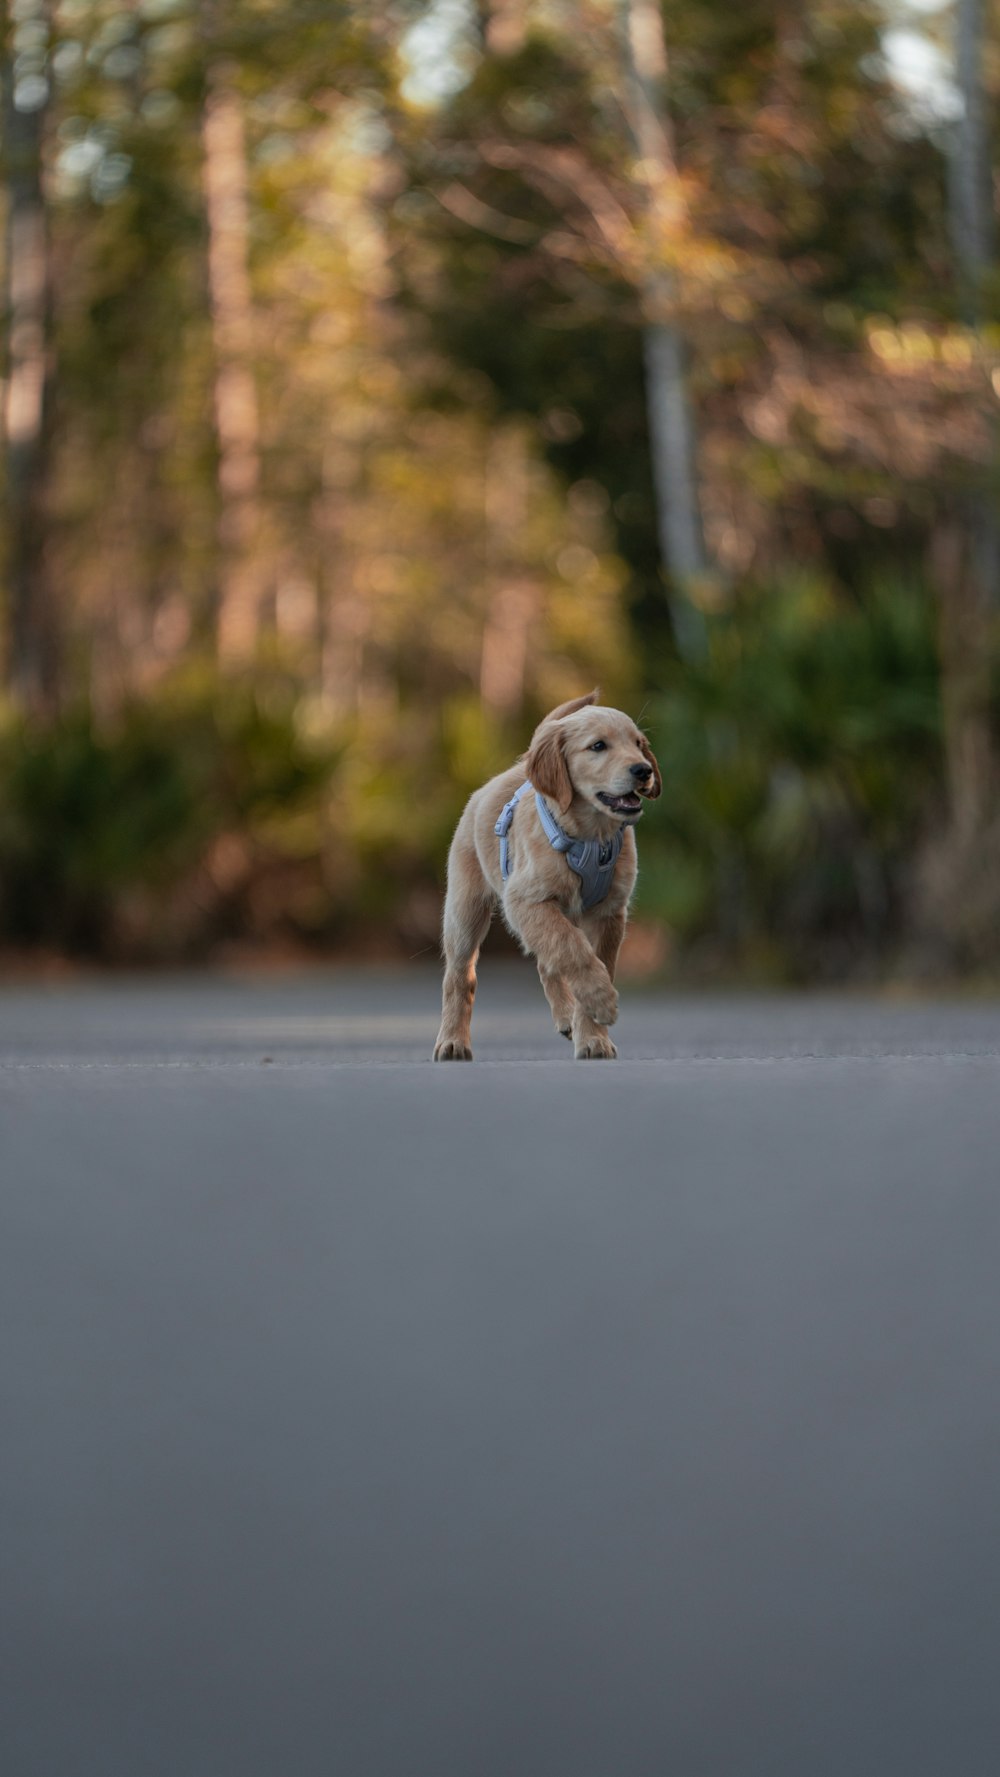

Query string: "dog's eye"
[[589, 740, 608, 752]]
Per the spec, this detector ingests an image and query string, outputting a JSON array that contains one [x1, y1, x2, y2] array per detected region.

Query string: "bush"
[[0, 673, 339, 958], [0, 584, 956, 976], [636, 574, 942, 977]]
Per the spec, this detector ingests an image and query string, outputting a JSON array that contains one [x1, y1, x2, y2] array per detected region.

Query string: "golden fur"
[[433, 691, 661, 1061]]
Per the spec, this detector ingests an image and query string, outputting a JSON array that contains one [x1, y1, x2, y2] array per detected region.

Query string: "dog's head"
[[526, 689, 661, 827]]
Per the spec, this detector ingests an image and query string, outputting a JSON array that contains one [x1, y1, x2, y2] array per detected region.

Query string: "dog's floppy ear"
[[544, 688, 599, 724], [527, 722, 573, 812], [638, 732, 662, 799]]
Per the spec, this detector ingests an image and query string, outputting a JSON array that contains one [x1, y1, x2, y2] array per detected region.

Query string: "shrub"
[[636, 573, 942, 976], [0, 673, 339, 958]]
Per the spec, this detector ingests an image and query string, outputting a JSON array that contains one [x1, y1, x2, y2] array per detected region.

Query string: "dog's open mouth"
[[597, 791, 643, 817]]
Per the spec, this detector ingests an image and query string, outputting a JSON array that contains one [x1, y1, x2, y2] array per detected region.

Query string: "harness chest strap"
[[494, 779, 625, 913]]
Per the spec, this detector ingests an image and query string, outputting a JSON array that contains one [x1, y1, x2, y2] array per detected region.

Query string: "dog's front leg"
[[568, 1008, 617, 1060], [508, 898, 618, 1050], [537, 964, 576, 1041], [566, 909, 627, 1058]]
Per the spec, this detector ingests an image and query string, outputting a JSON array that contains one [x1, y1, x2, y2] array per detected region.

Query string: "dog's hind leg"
[[434, 838, 494, 1061], [594, 910, 626, 981]]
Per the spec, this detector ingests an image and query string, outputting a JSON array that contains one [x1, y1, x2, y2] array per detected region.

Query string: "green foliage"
[[636, 574, 942, 974], [0, 674, 338, 957], [3, 0, 997, 974], [396, 0, 950, 645], [0, 585, 960, 977]]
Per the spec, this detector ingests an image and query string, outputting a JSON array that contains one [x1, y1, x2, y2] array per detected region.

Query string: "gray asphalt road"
[[4, 967, 1000, 1776]]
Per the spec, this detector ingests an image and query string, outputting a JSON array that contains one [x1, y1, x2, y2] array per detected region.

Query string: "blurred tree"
[[200, 17, 264, 665], [934, 0, 998, 838], [2, 0, 1000, 969], [1, 0, 59, 707], [620, 0, 708, 658], [393, 0, 955, 667], [480, 0, 525, 58], [950, 0, 993, 323]]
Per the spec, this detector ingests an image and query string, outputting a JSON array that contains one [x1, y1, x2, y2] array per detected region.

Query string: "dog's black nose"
[[630, 762, 652, 780]]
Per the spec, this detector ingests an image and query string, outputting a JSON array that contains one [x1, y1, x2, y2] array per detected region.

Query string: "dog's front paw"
[[575, 1032, 618, 1060], [433, 1039, 473, 1062], [581, 976, 618, 1027]]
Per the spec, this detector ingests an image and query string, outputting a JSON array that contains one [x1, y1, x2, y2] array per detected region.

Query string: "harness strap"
[[533, 793, 575, 853], [494, 779, 626, 912], [494, 780, 534, 882]]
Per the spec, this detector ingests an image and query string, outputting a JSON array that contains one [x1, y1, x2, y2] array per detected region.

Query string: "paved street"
[[4, 966, 1000, 1775]]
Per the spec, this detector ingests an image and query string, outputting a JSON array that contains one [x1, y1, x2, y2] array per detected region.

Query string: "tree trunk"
[[619, 0, 707, 659], [480, 428, 534, 717], [939, 0, 997, 832], [950, 0, 993, 324], [1, 0, 59, 709], [478, 0, 526, 57], [200, 55, 264, 666], [932, 518, 993, 838], [642, 316, 705, 582]]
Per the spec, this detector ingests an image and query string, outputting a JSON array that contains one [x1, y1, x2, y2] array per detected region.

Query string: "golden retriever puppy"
[[433, 690, 660, 1061]]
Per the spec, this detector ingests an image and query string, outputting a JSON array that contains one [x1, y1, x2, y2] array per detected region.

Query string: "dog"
[[433, 690, 660, 1061]]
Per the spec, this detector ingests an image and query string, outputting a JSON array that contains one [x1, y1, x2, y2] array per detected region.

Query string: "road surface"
[[3, 966, 1000, 1775]]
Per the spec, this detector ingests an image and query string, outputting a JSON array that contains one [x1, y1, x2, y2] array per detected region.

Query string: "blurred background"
[[1, 0, 997, 981]]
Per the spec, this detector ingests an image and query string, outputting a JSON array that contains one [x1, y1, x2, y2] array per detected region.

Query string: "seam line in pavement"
[[1, 1052, 999, 1071]]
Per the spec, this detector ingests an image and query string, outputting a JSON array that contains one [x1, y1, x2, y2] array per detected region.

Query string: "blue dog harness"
[[494, 780, 625, 912]]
